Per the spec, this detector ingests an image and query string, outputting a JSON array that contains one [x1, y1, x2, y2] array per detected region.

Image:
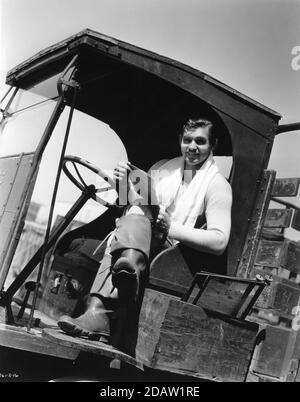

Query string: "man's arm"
[[168, 175, 232, 255]]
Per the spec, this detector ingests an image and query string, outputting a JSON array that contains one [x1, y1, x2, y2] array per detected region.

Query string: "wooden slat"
[[43, 328, 144, 370], [286, 359, 300, 382], [255, 241, 300, 274], [272, 178, 300, 197], [250, 268, 300, 316], [155, 300, 257, 382], [292, 331, 300, 359], [250, 268, 275, 309], [0, 323, 79, 360], [292, 210, 300, 231], [137, 289, 258, 382], [236, 170, 276, 278], [264, 209, 293, 228], [272, 282, 300, 316], [255, 240, 288, 268], [252, 325, 296, 380], [261, 227, 284, 241], [286, 241, 300, 274], [0, 155, 32, 280], [137, 290, 171, 364]]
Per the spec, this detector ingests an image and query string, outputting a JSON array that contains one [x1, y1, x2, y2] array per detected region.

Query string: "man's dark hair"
[[180, 118, 217, 148]]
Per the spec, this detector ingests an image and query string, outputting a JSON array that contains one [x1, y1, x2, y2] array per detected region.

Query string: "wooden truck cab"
[[1, 29, 296, 382]]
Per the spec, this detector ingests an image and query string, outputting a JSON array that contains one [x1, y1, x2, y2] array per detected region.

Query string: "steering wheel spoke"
[[63, 155, 117, 207], [95, 186, 112, 193], [71, 161, 88, 189]]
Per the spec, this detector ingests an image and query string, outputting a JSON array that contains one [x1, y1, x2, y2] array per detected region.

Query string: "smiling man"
[[181, 119, 216, 167], [160, 118, 232, 255], [58, 117, 232, 351]]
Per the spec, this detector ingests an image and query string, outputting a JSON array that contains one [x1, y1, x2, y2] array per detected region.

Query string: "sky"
[[0, 0, 299, 234]]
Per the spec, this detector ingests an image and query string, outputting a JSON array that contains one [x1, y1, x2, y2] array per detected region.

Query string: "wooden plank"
[[155, 300, 257, 382], [0, 155, 23, 269], [272, 282, 300, 316], [250, 268, 300, 317], [0, 155, 21, 217], [286, 359, 300, 382], [236, 170, 276, 278], [136, 291, 171, 364], [292, 330, 300, 359], [0, 323, 79, 360], [252, 325, 292, 379], [265, 209, 293, 228], [256, 240, 288, 268], [261, 227, 284, 241], [137, 289, 258, 382], [292, 210, 300, 231], [0, 153, 38, 290], [249, 268, 275, 309], [0, 213, 18, 266], [255, 240, 288, 268], [286, 242, 300, 274], [43, 328, 143, 370], [272, 178, 300, 197], [255, 241, 300, 275]]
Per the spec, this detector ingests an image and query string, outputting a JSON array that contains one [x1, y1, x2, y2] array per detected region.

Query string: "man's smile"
[[186, 152, 200, 159]]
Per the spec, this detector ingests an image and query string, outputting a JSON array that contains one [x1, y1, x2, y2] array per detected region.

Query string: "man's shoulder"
[[207, 172, 232, 197], [149, 159, 169, 172], [148, 156, 181, 172]]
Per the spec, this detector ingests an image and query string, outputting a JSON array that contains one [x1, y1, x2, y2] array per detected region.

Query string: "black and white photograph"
[[0, 0, 299, 385]]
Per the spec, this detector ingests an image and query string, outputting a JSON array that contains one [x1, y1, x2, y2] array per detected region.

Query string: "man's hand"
[[113, 161, 132, 188], [154, 206, 171, 236]]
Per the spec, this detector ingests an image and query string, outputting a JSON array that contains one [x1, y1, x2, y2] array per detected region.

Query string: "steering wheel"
[[62, 155, 117, 207]]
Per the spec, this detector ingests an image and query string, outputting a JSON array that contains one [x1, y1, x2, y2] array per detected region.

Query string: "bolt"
[[255, 274, 264, 282]]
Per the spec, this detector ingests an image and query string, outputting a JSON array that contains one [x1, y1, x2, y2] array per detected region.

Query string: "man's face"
[[180, 126, 212, 168]]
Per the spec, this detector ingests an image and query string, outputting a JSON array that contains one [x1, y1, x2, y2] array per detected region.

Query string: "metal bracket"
[[182, 271, 270, 320], [56, 54, 79, 96]]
